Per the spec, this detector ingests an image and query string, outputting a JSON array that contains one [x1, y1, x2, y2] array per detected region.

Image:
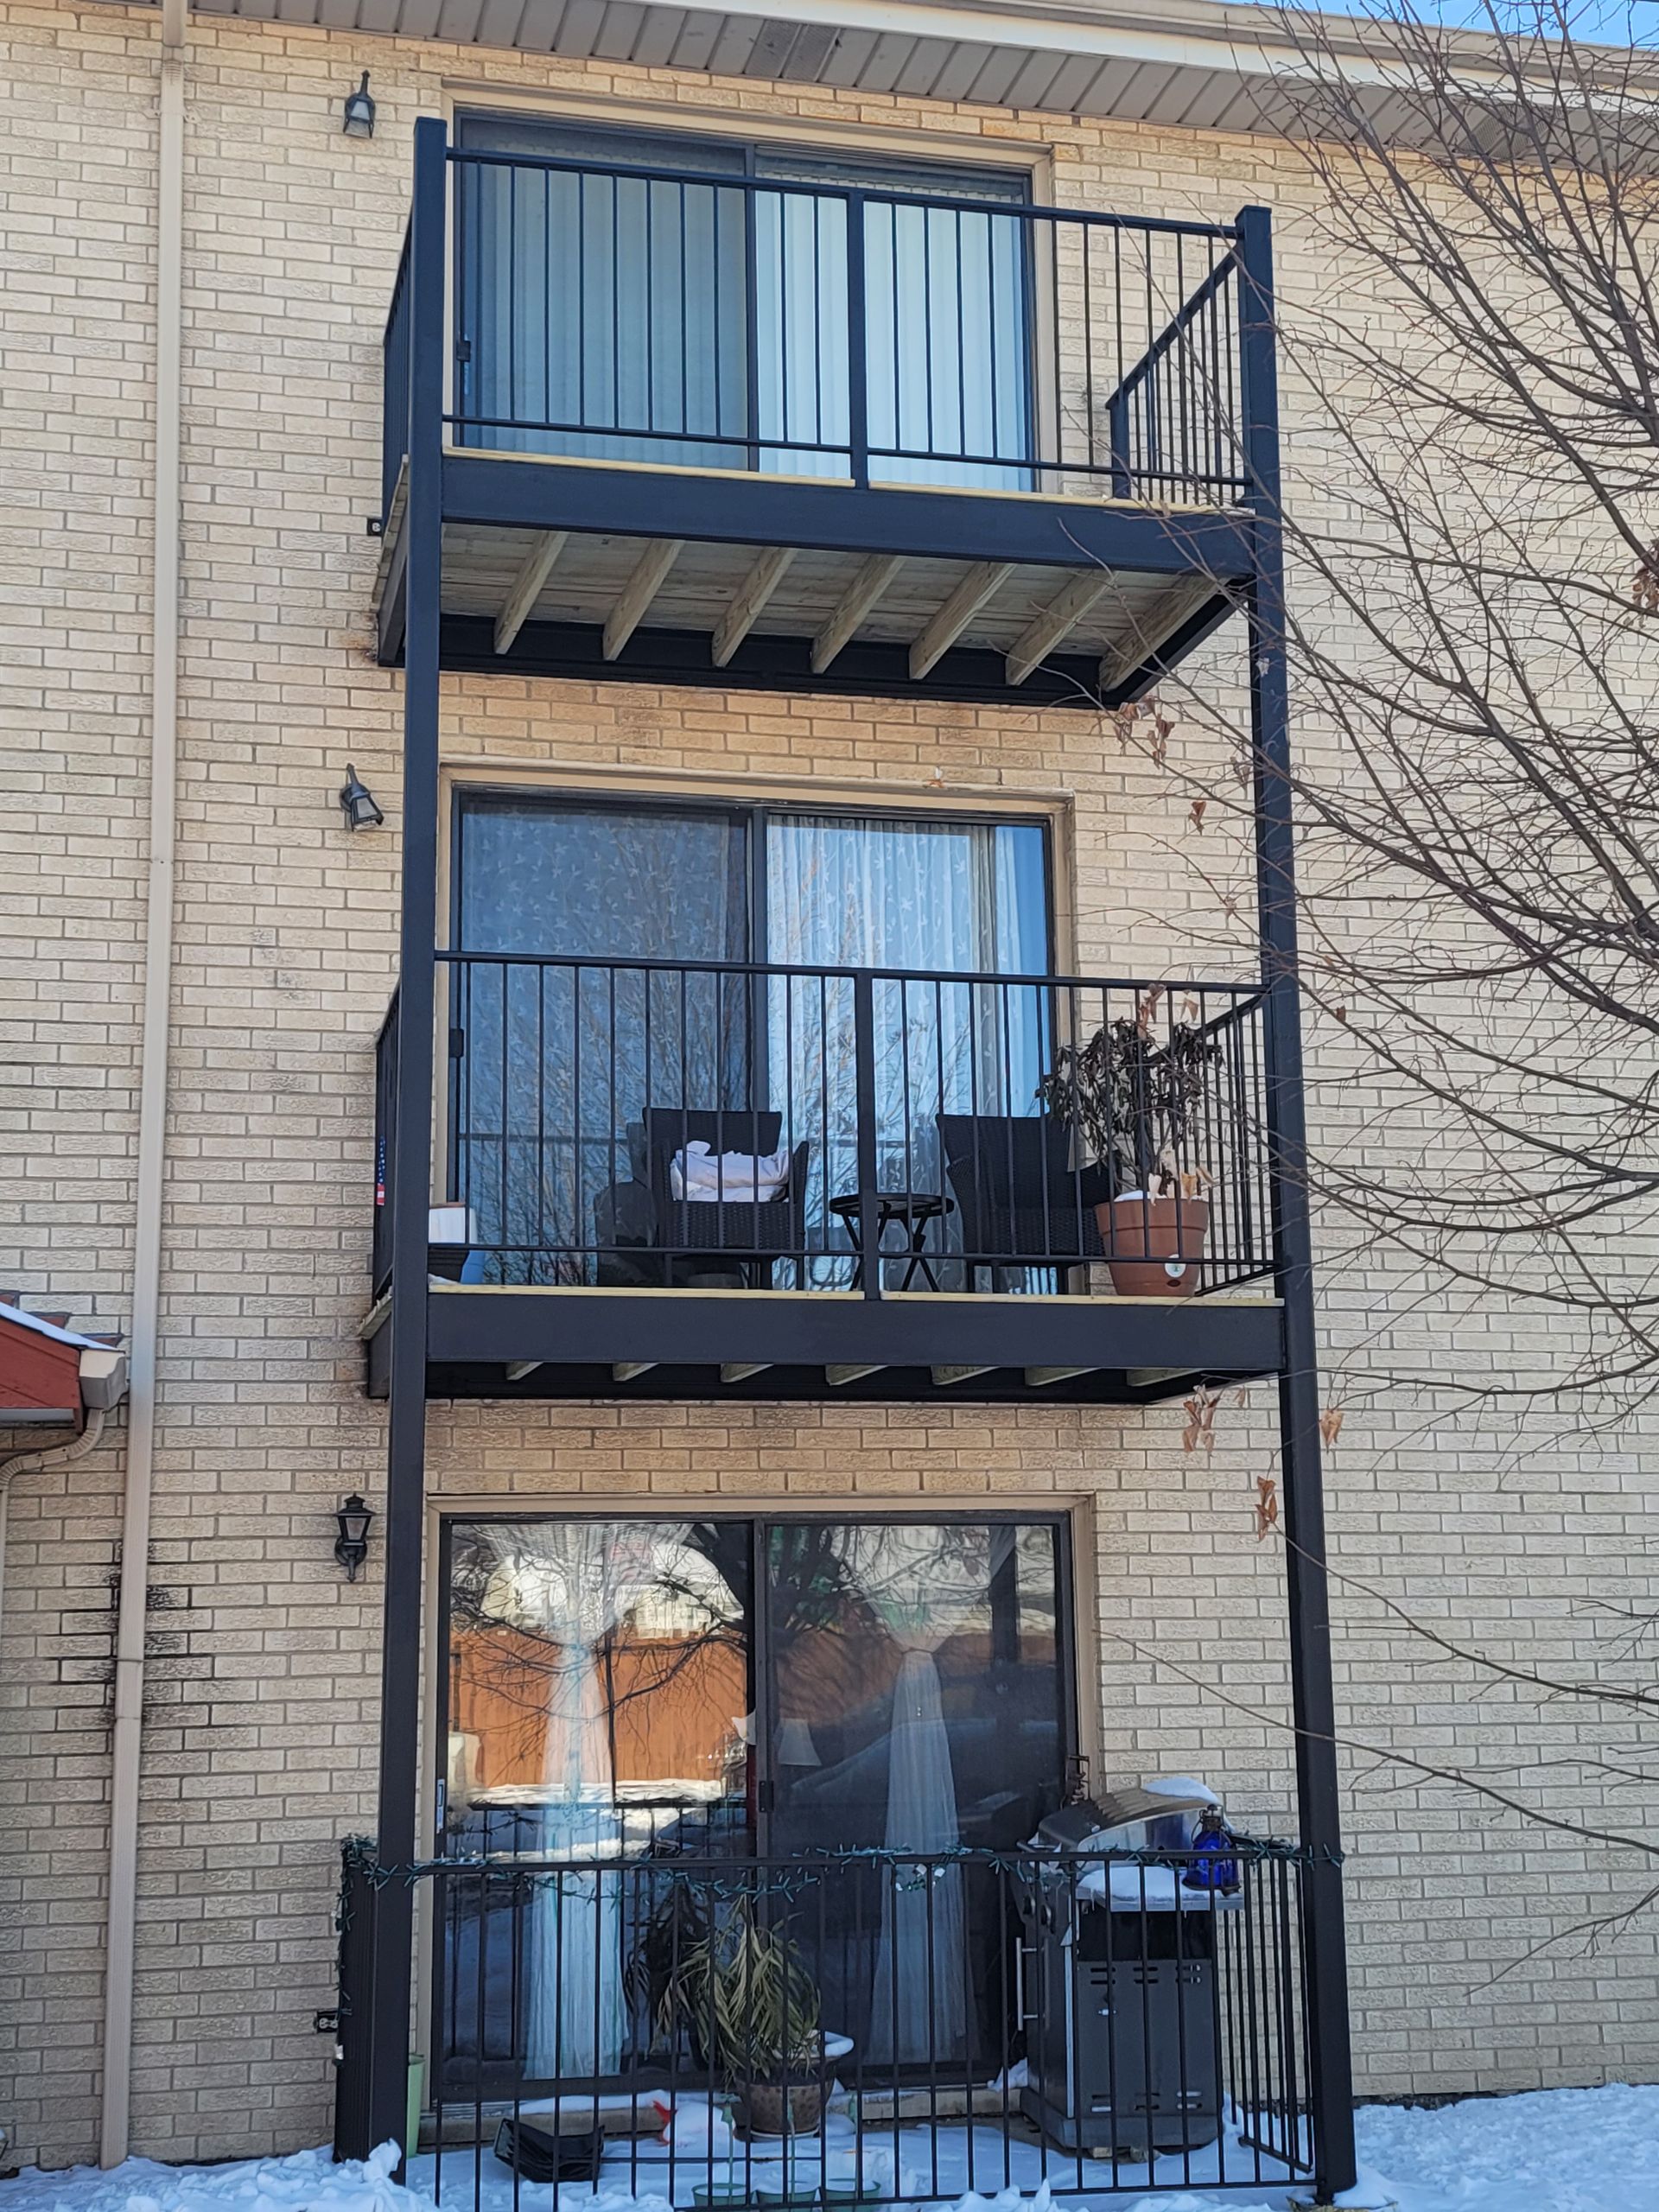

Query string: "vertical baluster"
[[819, 973, 834, 1286], [498, 962, 511, 1281], [779, 187, 793, 466], [1173, 1851, 1193, 2190], [1254, 1858, 1274, 2175], [923, 1858, 940, 2199], [537, 963, 549, 1275], [676, 964, 690, 1279], [622, 1859, 639, 2204], [425, 1866, 443, 2202], [811, 188, 825, 461], [847, 190, 868, 486], [742, 178, 760, 465], [854, 969, 880, 1297], [541, 165, 552, 436], [782, 963, 798, 1285], [1045, 218, 1060, 488], [678, 181, 690, 441], [931, 975, 946, 1289], [510, 1870, 526, 2212], [988, 206, 1004, 477], [954, 207, 968, 469], [994, 1861, 1014, 2196], [506, 162, 518, 435], [1082, 219, 1096, 483], [1065, 1860, 1087, 2196], [1112, 228, 1127, 493], [1173, 232, 1188, 494], [610, 175, 623, 435], [471, 1866, 489, 2212]]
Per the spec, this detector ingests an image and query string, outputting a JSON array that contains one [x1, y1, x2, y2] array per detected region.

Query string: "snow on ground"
[[1353, 2082, 1659, 2209], [9, 2085, 1659, 2212]]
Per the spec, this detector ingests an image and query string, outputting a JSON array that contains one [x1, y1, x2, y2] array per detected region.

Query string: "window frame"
[[449, 785, 1057, 971]]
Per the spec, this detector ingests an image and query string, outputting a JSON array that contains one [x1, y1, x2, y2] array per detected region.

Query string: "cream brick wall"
[[2, 0, 1655, 2169]]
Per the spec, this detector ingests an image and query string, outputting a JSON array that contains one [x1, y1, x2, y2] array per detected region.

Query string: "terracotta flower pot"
[[1097, 1194, 1210, 1296]]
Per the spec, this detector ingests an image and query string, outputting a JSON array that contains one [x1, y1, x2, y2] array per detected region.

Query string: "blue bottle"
[[1181, 1805, 1239, 1895]]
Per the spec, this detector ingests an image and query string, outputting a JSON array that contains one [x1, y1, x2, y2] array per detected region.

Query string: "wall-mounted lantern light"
[[334, 1493, 375, 1582], [339, 765, 384, 831], [342, 72, 376, 138]]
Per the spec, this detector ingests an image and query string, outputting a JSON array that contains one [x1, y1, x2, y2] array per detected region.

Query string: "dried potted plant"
[[1036, 1002, 1220, 1295], [658, 1895, 833, 2139]]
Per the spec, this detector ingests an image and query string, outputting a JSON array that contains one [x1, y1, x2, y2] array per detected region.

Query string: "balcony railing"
[[382, 148, 1249, 517], [333, 1838, 1315, 2198], [371, 956, 1271, 1305]]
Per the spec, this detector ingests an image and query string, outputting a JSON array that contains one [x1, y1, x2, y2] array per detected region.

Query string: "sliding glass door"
[[436, 1511, 1071, 2092], [450, 792, 1051, 1286], [454, 116, 1033, 487], [763, 1518, 1069, 2066]]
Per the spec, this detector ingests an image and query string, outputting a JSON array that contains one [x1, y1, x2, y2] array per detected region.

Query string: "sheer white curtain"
[[481, 1524, 650, 2077], [766, 816, 1046, 1282], [839, 1524, 1016, 2063]]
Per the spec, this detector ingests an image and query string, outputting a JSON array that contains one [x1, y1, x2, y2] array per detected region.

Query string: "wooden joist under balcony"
[[373, 499, 1236, 709]]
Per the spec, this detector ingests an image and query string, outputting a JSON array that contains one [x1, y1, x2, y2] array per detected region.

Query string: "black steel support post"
[[845, 189, 869, 488], [363, 114, 449, 2167], [1236, 202, 1359, 2203]]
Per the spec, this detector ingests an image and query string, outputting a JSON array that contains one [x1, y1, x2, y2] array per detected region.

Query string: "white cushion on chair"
[[671, 1141, 791, 1204]]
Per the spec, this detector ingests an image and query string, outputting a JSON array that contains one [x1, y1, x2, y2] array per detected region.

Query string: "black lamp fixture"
[[342, 71, 376, 138], [334, 1493, 374, 1582], [339, 764, 384, 831]]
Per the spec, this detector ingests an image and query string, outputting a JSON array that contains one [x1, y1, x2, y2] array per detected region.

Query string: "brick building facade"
[[3, 0, 1656, 2174]]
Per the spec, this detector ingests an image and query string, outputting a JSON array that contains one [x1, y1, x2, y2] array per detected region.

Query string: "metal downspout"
[[100, 0, 187, 2165]]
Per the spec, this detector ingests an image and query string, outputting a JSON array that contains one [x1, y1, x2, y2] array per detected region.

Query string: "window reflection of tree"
[[448, 1520, 1058, 1827], [448, 1522, 751, 1805]]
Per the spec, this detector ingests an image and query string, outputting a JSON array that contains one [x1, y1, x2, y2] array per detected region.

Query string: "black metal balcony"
[[373, 127, 1267, 707], [364, 954, 1283, 1404], [332, 1836, 1318, 2196]]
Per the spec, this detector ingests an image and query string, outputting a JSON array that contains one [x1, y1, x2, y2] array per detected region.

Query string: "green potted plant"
[[658, 1896, 833, 2139], [1036, 1007, 1220, 1295]]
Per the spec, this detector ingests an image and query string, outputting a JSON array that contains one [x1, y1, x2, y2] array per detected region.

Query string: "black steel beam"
[[1238, 201, 1358, 2202], [361, 113, 448, 2171], [441, 451, 1257, 578], [421, 1287, 1283, 1380], [435, 614, 1109, 708]]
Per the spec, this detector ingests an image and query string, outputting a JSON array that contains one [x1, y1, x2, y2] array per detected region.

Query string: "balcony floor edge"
[[365, 1285, 1284, 1403]]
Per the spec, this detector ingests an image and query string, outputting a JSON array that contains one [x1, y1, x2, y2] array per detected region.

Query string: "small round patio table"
[[828, 1190, 954, 1292]]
